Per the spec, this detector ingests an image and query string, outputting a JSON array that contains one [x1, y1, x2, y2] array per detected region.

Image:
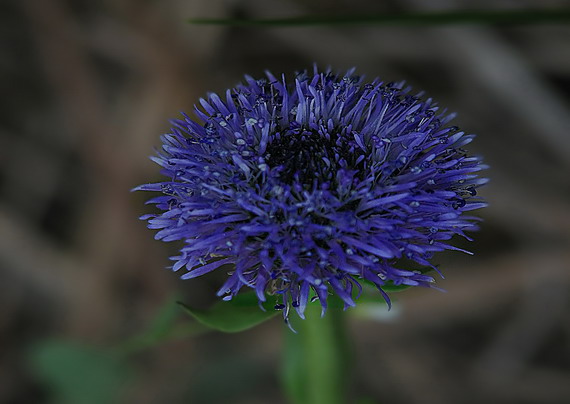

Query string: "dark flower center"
[[264, 126, 362, 186]]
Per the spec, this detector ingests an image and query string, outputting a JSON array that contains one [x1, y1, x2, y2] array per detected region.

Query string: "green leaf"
[[188, 10, 570, 27], [178, 291, 279, 333], [28, 340, 132, 404], [116, 297, 208, 354]]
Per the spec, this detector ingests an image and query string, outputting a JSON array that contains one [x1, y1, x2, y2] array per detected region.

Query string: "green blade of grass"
[[188, 9, 570, 27]]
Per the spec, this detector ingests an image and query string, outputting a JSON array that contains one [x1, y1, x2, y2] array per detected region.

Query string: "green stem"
[[188, 9, 570, 27], [282, 302, 349, 404]]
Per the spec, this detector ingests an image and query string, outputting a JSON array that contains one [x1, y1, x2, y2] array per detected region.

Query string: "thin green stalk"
[[188, 9, 570, 27], [283, 302, 350, 404]]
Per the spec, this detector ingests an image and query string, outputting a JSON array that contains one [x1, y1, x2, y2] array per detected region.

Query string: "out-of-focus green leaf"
[[29, 340, 132, 404], [119, 297, 179, 353], [188, 10, 570, 27], [178, 291, 279, 333], [116, 297, 208, 354]]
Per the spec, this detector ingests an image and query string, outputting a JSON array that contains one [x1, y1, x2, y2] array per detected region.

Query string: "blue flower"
[[135, 67, 487, 321]]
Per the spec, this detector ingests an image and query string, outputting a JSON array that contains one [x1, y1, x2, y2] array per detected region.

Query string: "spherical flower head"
[[135, 67, 487, 322]]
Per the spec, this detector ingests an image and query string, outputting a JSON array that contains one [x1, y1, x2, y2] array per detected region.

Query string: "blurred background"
[[1, 0, 570, 403]]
